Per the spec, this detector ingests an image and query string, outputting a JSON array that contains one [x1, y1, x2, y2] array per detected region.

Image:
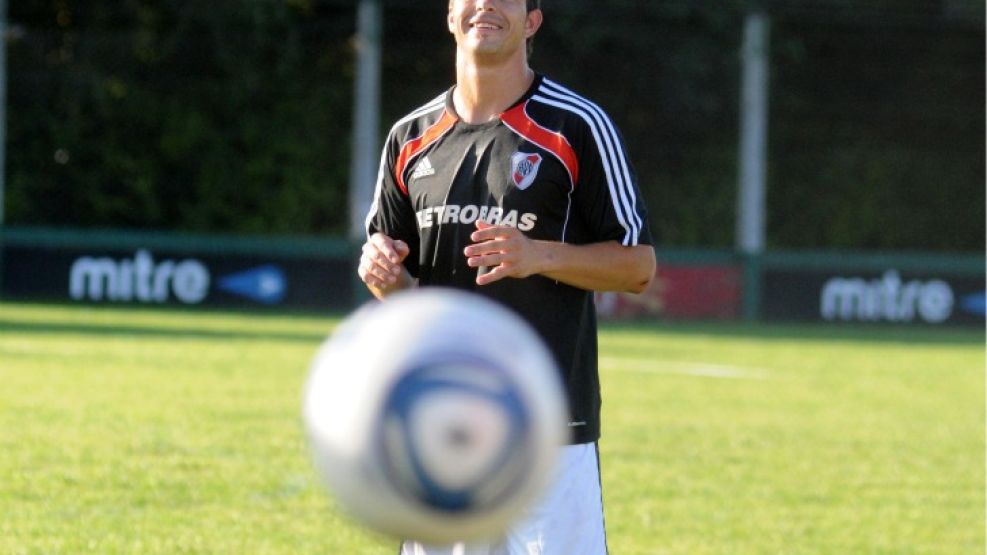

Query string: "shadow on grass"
[[600, 319, 985, 346], [0, 301, 981, 347], [0, 318, 331, 344], [6, 317, 978, 348]]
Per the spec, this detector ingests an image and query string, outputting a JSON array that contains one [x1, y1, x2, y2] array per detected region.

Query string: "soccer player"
[[358, 0, 656, 553]]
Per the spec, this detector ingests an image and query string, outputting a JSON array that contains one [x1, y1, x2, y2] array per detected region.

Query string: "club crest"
[[510, 152, 542, 190]]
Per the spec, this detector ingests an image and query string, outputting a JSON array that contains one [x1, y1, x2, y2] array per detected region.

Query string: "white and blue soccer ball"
[[303, 288, 569, 543]]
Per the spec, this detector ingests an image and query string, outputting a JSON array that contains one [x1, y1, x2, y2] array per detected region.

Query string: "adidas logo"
[[411, 156, 436, 180]]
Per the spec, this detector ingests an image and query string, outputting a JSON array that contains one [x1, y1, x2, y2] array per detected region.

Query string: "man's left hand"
[[464, 220, 544, 286]]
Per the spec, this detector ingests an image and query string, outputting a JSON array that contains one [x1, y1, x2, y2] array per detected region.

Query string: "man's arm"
[[464, 221, 656, 293]]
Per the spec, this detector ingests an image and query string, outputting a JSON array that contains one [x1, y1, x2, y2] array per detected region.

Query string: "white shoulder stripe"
[[392, 93, 446, 131], [368, 93, 447, 238], [532, 92, 636, 246], [541, 79, 642, 245], [533, 79, 642, 245]]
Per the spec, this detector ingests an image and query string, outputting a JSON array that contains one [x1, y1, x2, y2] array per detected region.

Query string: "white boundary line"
[[600, 357, 769, 380]]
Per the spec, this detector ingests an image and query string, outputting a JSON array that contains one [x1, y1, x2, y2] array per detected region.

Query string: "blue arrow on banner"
[[960, 292, 985, 317], [218, 265, 287, 305]]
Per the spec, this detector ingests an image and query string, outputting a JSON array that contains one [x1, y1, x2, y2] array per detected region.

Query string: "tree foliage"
[[7, 1, 984, 252], [10, 0, 354, 234]]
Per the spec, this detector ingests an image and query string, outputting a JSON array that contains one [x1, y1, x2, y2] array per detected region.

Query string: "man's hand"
[[464, 220, 544, 286], [465, 220, 657, 293], [358, 233, 412, 297]]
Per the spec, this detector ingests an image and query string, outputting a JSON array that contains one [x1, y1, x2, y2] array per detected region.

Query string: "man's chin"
[[466, 38, 500, 52], [461, 41, 520, 62]]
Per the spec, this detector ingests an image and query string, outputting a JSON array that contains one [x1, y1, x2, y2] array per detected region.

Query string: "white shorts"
[[399, 442, 608, 555]]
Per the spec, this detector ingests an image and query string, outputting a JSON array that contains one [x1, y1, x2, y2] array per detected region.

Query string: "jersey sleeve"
[[365, 129, 421, 278], [571, 113, 653, 248]]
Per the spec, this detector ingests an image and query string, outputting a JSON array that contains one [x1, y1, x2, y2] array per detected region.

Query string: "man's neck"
[[453, 56, 534, 125]]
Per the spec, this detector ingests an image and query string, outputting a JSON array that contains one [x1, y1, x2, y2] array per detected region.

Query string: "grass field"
[[0, 302, 983, 554]]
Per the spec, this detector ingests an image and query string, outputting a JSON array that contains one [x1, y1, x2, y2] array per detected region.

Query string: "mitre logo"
[[511, 151, 542, 190]]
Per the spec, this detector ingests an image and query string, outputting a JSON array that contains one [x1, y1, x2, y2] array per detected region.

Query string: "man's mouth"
[[469, 20, 503, 32]]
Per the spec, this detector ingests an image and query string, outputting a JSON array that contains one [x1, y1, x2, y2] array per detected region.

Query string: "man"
[[359, 0, 655, 553]]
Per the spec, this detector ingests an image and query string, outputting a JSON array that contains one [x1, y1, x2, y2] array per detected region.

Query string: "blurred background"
[[1, 0, 984, 324]]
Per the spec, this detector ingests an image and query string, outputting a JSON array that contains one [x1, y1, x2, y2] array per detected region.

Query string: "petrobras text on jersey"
[[416, 204, 537, 232]]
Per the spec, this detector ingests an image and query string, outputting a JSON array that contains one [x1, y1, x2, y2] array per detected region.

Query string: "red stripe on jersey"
[[501, 101, 579, 187], [395, 109, 458, 196]]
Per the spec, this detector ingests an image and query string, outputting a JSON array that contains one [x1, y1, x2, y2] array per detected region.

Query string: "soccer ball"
[[303, 288, 569, 543]]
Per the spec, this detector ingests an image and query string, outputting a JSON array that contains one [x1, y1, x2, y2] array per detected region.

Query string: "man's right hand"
[[358, 233, 412, 298]]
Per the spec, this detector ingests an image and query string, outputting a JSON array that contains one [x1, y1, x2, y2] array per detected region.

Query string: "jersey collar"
[[444, 73, 545, 123]]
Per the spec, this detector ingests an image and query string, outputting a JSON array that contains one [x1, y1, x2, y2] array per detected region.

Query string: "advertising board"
[[762, 268, 984, 326], [596, 264, 743, 320], [1, 244, 354, 310]]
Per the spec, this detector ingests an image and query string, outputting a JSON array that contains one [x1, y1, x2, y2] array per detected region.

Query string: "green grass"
[[0, 302, 982, 554]]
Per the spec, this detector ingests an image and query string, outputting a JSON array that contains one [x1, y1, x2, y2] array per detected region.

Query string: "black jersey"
[[366, 74, 653, 444]]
